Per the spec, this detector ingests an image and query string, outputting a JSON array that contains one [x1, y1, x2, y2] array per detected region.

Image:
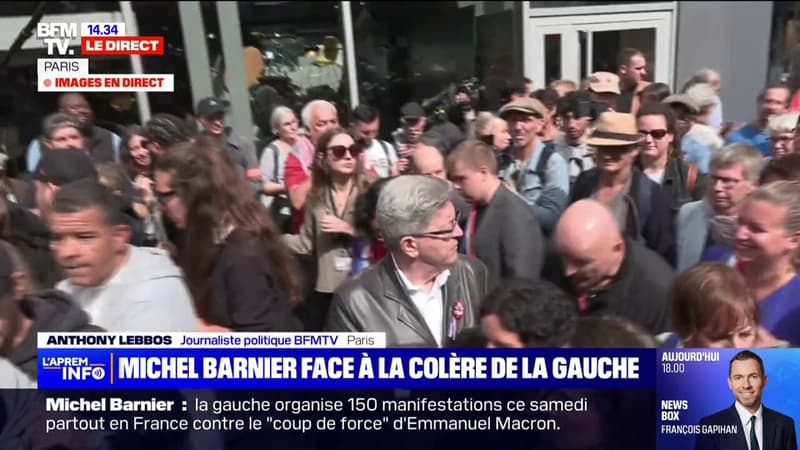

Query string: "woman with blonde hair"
[[731, 181, 800, 345], [664, 263, 786, 348], [471, 112, 510, 151]]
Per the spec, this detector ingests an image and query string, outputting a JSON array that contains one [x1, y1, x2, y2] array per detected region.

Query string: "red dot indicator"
[[43, 79, 52, 87]]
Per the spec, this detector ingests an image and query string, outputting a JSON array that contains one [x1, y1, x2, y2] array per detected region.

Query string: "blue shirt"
[[681, 134, 712, 173], [726, 123, 771, 157], [501, 141, 570, 234], [760, 274, 800, 346]]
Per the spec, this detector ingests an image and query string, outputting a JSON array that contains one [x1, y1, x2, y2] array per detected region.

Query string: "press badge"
[[335, 256, 352, 272]]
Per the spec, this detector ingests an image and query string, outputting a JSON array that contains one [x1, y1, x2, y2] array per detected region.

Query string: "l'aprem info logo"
[[36, 22, 174, 92], [41, 356, 108, 382]]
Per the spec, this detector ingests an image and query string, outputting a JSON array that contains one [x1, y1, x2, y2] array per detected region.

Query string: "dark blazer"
[[471, 184, 544, 282], [325, 255, 491, 347], [695, 404, 797, 450], [572, 167, 677, 266]]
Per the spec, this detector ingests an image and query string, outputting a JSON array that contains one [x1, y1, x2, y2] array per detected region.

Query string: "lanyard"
[[328, 184, 354, 219]]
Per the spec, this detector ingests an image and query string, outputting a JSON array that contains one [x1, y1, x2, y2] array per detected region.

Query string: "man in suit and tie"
[[695, 350, 797, 450], [446, 139, 544, 282], [325, 175, 490, 347]]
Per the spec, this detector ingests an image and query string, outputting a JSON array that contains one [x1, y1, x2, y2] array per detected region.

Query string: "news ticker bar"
[[36, 348, 654, 390]]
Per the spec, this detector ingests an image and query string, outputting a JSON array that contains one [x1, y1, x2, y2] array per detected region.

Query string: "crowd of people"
[[1, 46, 799, 385]]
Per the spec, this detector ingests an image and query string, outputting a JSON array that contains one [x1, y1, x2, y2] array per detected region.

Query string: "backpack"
[[516, 142, 555, 188], [265, 143, 292, 233]]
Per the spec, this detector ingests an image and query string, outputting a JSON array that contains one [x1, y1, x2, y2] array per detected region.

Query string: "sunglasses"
[[327, 144, 363, 159], [639, 129, 669, 139]]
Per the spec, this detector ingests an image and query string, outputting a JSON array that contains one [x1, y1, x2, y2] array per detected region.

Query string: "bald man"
[[412, 144, 447, 179], [27, 92, 121, 172], [545, 199, 673, 335], [411, 143, 471, 253]]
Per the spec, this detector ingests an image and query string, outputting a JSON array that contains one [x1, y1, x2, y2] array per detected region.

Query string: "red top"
[[284, 153, 310, 234], [369, 240, 388, 264]]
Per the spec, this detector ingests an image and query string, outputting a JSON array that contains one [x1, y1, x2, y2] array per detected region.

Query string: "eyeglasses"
[[409, 211, 461, 239], [639, 129, 669, 139], [327, 144, 363, 159], [155, 189, 177, 204]]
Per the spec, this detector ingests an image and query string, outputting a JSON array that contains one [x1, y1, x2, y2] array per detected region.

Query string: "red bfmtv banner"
[[81, 36, 164, 56]]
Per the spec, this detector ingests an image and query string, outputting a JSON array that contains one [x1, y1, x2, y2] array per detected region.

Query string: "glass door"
[[526, 11, 673, 90]]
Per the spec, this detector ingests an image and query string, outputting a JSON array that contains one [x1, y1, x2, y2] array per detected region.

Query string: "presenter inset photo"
[[695, 350, 797, 450]]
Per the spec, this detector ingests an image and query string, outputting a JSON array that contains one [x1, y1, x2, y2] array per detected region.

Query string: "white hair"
[[301, 100, 337, 129], [270, 106, 295, 134], [377, 175, 452, 250], [691, 68, 720, 83], [767, 112, 800, 135], [471, 112, 499, 138]]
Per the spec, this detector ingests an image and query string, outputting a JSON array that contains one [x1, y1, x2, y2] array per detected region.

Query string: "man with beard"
[[26, 93, 121, 172], [546, 199, 673, 335]]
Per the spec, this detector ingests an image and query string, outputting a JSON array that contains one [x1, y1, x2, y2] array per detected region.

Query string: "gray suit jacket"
[[325, 256, 490, 347], [676, 200, 711, 272], [471, 184, 544, 282]]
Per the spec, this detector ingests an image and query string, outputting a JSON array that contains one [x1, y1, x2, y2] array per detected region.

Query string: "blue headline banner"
[[37, 349, 654, 389]]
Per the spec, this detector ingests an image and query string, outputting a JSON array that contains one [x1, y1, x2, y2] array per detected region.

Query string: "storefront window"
[[768, 2, 800, 91], [351, 1, 516, 139], [237, 1, 350, 125]]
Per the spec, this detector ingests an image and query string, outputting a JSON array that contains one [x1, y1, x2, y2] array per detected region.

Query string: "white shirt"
[[392, 255, 450, 347], [644, 168, 665, 184], [734, 402, 763, 450], [362, 139, 397, 178]]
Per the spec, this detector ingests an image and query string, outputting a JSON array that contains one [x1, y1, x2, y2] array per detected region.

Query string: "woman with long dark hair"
[[282, 127, 370, 330], [154, 136, 301, 331]]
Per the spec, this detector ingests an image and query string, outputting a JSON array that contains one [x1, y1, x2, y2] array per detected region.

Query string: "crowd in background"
[[1, 47, 800, 386]]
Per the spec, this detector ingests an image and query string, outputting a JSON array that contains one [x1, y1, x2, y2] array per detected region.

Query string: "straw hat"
[[585, 112, 643, 147], [588, 72, 621, 95]]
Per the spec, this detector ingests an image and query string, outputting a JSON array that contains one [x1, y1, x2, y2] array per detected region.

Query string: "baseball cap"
[[196, 97, 229, 117], [400, 102, 425, 119], [34, 150, 98, 186], [588, 72, 621, 95], [498, 97, 548, 119]]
